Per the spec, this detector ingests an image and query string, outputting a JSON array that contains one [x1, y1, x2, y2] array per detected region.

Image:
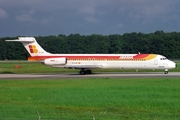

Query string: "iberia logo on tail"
[[29, 45, 38, 53]]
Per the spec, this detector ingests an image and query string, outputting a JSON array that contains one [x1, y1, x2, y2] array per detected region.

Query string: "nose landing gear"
[[164, 69, 168, 74]]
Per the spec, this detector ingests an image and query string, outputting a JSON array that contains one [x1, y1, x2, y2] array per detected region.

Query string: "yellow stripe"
[[144, 54, 157, 60], [28, 58, 42, 61]]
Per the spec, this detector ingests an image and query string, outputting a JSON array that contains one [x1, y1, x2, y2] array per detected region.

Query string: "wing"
[[52, 65, 103, 69]]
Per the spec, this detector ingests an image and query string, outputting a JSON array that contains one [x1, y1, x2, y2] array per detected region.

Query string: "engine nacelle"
[[40, 57, 67, 66]]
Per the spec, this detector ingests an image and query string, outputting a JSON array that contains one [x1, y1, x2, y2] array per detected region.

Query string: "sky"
[[0, 0, 180, 37]]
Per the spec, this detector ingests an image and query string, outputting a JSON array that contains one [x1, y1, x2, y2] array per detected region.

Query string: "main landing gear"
[[164, 69, 168, 74], [80, 69, 92, 75]]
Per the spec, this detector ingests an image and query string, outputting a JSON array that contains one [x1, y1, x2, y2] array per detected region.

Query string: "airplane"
[[6, 37, 176, 75]]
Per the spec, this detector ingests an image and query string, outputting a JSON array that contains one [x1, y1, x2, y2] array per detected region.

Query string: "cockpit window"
[[160, 58, 167, 60]]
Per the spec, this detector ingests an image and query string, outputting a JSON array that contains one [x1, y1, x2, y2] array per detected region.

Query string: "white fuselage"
[[65, 55, 175, 70], [36, 54, 176, 70]]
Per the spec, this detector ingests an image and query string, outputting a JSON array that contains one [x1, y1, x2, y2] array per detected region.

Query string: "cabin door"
[[154, 59, 158, 65]]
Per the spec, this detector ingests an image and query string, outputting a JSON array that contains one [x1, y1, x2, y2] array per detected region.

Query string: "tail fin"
[[6, 37, 50, 60]]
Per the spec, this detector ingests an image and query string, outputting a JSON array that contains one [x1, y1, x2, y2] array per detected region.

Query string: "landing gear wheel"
[[164, 71, 168, 74], [80, 70, 85, 75], [86, 70, 92, 74], [164, 69, 168, 74]]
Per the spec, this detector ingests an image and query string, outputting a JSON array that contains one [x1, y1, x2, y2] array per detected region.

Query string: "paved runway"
[[0, 72, 180, 79]]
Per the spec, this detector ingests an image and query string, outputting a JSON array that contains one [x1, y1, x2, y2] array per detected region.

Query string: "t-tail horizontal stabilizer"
[[6, 37, 50, 58]]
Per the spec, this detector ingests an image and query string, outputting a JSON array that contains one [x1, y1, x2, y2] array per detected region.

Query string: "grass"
[[0, 78, 180, 119], [0, 62, 179, 74]]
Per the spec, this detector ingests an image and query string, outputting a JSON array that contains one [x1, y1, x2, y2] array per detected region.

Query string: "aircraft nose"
[[173, 62, 176, 68], [169, 61, 176, 69]]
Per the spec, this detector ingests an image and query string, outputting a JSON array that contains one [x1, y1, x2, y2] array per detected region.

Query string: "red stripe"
[[28, 54, 150, 60], [133, 54, 149, 59]]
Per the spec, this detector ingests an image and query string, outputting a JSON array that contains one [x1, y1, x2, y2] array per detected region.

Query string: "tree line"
[[0, 30, 180, 60]]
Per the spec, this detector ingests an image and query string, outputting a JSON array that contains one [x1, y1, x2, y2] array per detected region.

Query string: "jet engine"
[[40, 57, 67, 66]]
